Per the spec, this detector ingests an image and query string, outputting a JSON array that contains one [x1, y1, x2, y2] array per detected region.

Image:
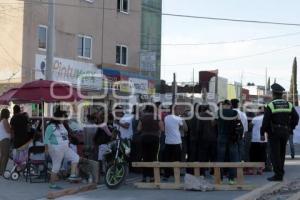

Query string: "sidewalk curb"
[[234, 182, 284, 200], [47, 184, 97, 199]]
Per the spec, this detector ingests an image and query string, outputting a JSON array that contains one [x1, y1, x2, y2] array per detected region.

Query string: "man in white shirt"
[[114, 107, 133, 140], [252, 114, 265, 143], [231, 99, 248, 161], [164, 105, 187, 179], [249, 110, 267, 174]]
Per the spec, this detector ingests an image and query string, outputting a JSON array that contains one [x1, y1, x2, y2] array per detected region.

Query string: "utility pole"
[[192, 68, 195, 104], [240, 70, 244, 106], [46, 0, 55, 81], [265, 68, 268, 95], [172, 73, 177, 105]]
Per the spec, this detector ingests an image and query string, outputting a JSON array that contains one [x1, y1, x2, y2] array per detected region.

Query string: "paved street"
[[0, 0, 300, 200], [55, 144, 300, 200], [1, 160, 300, 200], [0, 146, 299, 200], [56, 158, 300, 200]]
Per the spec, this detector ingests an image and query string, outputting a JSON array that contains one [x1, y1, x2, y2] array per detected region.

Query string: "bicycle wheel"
[[105, 163, 127, 189]]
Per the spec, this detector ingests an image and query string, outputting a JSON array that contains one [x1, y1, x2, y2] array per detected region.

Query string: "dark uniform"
[[260, 83, 299, 181]]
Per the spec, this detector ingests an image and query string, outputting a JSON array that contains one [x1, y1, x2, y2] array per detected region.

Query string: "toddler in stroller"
[[4, 134, 46, 181], [3, 145, 29, 180]]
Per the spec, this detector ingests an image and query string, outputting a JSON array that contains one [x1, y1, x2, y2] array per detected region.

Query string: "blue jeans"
[[217, 135, 239, 180]]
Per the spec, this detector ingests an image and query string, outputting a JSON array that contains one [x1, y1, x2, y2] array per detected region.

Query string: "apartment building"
[[0, 0, 162, 95]]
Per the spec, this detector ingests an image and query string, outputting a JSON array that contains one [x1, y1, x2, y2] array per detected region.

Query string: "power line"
[[154, 31, 300, 46], [1, 4, 297, 48], [162, 13, 300, 27], [2, 1, 300, 27], [162, 44, 300, 66]]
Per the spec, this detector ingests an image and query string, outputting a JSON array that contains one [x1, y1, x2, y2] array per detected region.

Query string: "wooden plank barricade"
[[132, 162, 265, 191]]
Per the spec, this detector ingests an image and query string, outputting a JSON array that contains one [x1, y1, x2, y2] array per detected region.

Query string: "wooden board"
[[234, 182, 283, 200], [214, 167, 221, 185], [132, 162, 265, 168], [215, 184, 255, 191], [47, 183, 97, 199], [194, 168, 200, 177], [237, 168, 244, 185], [134, 182, 255, 191], [154, 167, 160, 185], [174, 168, 181, 185], [134, 182, 183, 190]]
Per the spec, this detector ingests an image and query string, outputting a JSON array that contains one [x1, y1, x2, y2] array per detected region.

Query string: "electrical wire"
[[162, 13, 300, 27], [1, 3, 300, 48], [162, 44, 300, 66], [0, 1, 299, 84], [1, 1, 300, 27], [157, 32, 300, 46]]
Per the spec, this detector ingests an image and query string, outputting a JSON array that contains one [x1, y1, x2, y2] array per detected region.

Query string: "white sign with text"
[[129, 77, 149, 94], [35, 54, 102, 90]]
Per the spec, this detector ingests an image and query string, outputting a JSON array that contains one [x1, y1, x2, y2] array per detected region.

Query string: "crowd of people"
[[92, 84, 298, 183], [0, 83, 298, 187], [89, 98, 282, 184], [110, 100, 264, 184]]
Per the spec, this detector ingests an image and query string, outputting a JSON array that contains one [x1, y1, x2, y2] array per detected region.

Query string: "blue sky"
[[161, 0, 300, 89]]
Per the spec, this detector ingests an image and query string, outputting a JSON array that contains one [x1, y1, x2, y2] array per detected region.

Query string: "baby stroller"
[[3, 148, 30, 181]]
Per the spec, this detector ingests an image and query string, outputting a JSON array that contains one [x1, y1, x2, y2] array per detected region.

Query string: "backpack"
[[94, 127, 111, 145], [229, 119, 244, 143]]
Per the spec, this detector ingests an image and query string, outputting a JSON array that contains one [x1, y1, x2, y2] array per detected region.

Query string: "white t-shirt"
[[118, 114, 133, 139], [0, 120, 10, 141], [251, 115, 265, 143], [164, 115, 183, 144], [234, 109, 248, 133], [53, 124, 69, 145]]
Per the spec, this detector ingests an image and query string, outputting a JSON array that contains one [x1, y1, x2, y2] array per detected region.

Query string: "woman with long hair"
[[0, 108, 11, 176]]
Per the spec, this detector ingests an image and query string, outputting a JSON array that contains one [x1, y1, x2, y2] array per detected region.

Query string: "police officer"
[[260, 83, 299, 181]]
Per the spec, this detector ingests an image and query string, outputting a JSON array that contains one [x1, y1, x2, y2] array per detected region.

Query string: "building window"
[[117, 0, 129, 13], [78, 35, 92, 59], [38, 25, 47, 50], [116, 45, 128, 66]]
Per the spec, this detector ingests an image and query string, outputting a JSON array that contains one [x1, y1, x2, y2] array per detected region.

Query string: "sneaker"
[[228, 180, 237, 185], [49, 184, 63, 190], [68, 175, 81, 181]]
